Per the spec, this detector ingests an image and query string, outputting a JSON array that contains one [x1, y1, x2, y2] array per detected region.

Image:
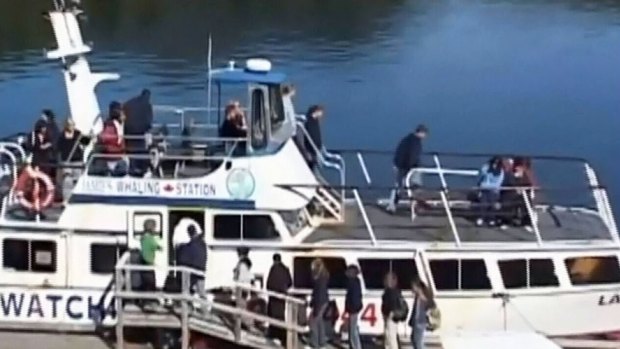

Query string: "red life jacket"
[[99, 121, 125, 155]]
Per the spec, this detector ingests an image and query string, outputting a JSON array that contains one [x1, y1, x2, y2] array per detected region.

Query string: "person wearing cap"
[[387, 124, 428, 213], [345, 265, 363, 349]]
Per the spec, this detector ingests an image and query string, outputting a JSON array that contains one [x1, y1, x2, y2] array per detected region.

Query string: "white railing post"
[[353, 189, 377, 246], [115, 263, 124, 349], [181, 270, 190, 349], [356, 152, 371, 185], [432, 155, 462, 246], [521, 190, 543, 246]]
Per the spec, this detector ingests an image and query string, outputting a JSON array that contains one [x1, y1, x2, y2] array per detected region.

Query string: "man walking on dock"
[[387, 124, 428, 213]]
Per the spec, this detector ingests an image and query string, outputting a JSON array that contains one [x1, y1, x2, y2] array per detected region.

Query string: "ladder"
[[114, 258, 312, 349]]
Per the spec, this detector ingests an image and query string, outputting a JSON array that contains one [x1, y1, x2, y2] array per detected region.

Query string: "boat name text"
[[0, 290, 116, 323], [598, 293, 620, 306], [81, 178, 216, 197]]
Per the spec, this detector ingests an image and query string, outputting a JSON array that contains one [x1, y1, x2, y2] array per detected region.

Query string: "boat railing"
[[114, 252, 308, 349], [82, 134, 246, 178], [296, 120, 345, 222], [584, 163, 619, 244], [152, 105, 221, 132]]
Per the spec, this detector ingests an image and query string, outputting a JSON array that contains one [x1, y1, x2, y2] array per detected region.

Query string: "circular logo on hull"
[[226, 168, 255, 199]]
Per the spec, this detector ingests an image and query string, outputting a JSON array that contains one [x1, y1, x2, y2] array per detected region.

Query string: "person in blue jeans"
[[409, 279, 436, 349], [345, 265, 363, 349], [476, 156, 505, 227]]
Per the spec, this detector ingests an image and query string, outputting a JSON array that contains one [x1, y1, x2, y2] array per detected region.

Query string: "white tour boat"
[[0, 2, 619, 344]]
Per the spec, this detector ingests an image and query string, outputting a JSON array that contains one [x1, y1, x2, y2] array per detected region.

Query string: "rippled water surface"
[[0, 0, 619, 207]]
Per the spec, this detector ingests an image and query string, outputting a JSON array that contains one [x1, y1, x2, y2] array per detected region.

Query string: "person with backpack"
[[381, 272, 408, 349], [409, 279, 438, 349]]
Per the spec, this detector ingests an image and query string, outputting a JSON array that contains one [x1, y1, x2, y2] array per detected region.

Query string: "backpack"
[[392, 293, 409, 322]]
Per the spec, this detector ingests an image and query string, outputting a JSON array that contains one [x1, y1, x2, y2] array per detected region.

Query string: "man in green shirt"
[[140, 219, 161, 292]]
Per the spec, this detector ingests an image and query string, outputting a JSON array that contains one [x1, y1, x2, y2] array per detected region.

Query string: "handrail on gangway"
[[114, 254, 308, 349]]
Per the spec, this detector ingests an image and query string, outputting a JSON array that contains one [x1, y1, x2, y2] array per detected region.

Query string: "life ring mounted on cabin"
[[14, 166, 55, 211]]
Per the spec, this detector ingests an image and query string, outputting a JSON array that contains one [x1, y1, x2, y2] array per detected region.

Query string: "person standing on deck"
[[382, 272, 406, 349], [409, 279, 437, 349], [233, 247, 253, 327], [345, 265, 363, 349], [140, 219, 161, 295], [387, 124, 428, 213], [266, 253, 292, 345], [303, 105, 325, 173], [309, 258, 330, 349], [123, 89, 153, 175], [177, 225, 207, 297]]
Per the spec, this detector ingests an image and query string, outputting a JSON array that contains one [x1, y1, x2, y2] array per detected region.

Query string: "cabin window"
[[2, 239, 56, 273], [498, 259, 558, 289], [91, 244, 128, 274], [213, 214, 279, 240], [430, 259, 491, 291], [565, 256, 620, 285], [358, 258, 419, 290], [293, 257, 347, 289], [269, 85, 285, 132], [251, 88, 268, 150]]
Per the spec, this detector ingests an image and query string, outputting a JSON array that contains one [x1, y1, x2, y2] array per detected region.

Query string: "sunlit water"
[[0, 0, 619, 210]]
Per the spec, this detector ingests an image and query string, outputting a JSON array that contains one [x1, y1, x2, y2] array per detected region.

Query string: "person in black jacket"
[[303, 105, 324, 172], [177, 225, 207, 297], [345, 265, 363, 349], [266, 253, 292, 344], [387, 124, 428, 213], [123, 89, 153, 174], [381, 272, 402, 349]]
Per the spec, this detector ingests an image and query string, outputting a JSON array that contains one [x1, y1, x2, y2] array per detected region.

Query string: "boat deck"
[[307, 200, 612, 244]]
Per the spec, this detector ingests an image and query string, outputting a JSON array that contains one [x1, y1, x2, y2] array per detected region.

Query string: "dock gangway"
[[113, 253, 311, 349]]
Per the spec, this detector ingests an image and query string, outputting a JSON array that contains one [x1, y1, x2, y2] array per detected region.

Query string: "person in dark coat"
[[266, 253, 292, 344], [41, 109, 60, 146], [387, 124, 428, 213], [123, 89, 153, 174], [30, 120, 54, 177], [381, 272, 402, 349], [303, 105, 324, 172], [177, 225, 207, 296], [345, 265, 363, 349]]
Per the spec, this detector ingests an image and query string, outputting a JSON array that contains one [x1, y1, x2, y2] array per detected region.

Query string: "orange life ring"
[[15, 169, 54, 211]]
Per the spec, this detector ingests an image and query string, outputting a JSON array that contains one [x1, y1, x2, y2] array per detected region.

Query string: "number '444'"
[[341, 303, 377, 327]]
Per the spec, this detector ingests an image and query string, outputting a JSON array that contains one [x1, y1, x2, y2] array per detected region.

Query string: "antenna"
[[206, 34, 213, 122]]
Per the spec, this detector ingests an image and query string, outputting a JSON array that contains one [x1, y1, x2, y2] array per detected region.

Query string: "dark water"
[[0, 0, 619, 208]]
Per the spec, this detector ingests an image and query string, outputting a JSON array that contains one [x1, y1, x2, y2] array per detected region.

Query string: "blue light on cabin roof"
[[210, 68, 287, 85]]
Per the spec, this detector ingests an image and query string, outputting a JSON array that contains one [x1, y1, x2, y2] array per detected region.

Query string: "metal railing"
[[114, 254, 307, 349], [584, 163, 619, 244]]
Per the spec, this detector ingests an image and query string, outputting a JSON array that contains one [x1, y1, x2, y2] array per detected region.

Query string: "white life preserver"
[[16, 170, 54, 211]]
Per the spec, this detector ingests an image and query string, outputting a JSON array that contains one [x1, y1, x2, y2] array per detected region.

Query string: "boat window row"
[[0, 239, 126, 275], [292, 255, 620, 290]]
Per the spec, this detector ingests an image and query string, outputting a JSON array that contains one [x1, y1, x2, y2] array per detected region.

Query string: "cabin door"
[[248, 84, 271, 151], [126, 209, 169, 289]]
